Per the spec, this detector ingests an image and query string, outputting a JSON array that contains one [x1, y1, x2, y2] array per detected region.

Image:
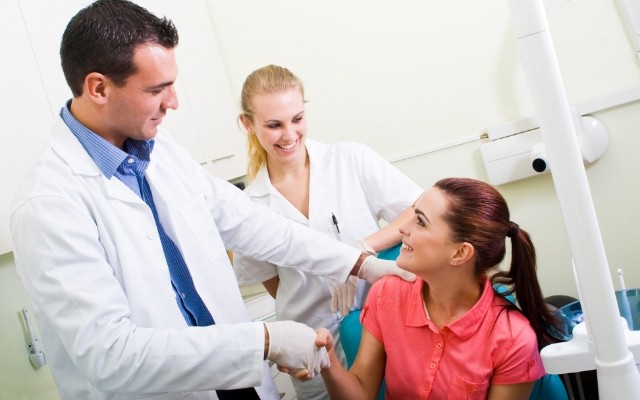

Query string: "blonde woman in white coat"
[[233, 65, 422, 400]]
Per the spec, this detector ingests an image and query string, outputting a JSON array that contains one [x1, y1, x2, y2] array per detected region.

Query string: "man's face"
[[102, 43, 179, 147]]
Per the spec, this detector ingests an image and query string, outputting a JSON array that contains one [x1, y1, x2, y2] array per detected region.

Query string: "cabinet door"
[[0, 0, 56, 254], [140, 0, 248, 180]]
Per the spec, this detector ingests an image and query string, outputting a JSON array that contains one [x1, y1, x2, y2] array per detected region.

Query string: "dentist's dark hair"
[[435, 177, 557, 349], [60, 0, 179, 97]]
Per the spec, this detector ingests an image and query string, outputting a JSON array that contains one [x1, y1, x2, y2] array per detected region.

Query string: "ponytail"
[[491, 226, 558, 349]]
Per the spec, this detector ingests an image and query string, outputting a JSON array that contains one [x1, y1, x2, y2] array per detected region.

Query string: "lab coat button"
[[147, 230, 156, 240]]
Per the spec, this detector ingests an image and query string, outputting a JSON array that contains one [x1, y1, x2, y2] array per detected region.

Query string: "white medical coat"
[[10, 116, 360, 400], [233, 139, 422, 399]]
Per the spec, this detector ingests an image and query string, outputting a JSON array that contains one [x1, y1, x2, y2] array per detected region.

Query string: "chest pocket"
[[178, 194, 224, 262], [324, 209, 378, 244], [447, 376, 489, 400]]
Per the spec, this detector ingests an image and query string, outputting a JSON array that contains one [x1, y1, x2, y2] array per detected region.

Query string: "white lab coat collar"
[[245, 139, 332, 223], [50, 115, 102, 177], [51, 115, 144, 205]]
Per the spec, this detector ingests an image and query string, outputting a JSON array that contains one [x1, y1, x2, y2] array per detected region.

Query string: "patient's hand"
[[276, 328, 334, 379], [314, 328, 334, 352]]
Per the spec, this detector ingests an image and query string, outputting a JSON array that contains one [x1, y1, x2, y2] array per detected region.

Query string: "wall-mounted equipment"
[[480, 85, 640, 185], [480, 115, 608, 185], [21, 308, 46, 369]]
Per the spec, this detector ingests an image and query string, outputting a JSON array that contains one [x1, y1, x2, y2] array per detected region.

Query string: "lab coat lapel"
[[252, 165, 309, 225]]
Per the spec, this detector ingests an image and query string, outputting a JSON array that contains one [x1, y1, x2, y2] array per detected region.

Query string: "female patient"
[[232, 64, 422, 400], [318, 177, 557, 400]]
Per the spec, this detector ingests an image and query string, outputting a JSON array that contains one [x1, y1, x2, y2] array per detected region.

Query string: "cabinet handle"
[[210, 154, 235, 163]]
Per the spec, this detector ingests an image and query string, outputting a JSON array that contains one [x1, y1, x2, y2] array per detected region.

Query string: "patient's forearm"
[[321, 350, 374, 400]]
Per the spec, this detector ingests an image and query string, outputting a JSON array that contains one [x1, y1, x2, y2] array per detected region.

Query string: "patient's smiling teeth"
[[402, 242, 413, 251]]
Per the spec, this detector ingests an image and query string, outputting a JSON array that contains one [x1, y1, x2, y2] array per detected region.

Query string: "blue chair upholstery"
[[339, 309, 385, 399], [340, 243, 568, 400], [339, 310, 363, 367]]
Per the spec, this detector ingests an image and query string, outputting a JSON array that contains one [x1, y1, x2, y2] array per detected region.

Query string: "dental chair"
[[339, 243, 568, 400]]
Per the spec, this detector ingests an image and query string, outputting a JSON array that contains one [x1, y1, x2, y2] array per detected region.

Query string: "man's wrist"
[[350, 252, 369, 278]]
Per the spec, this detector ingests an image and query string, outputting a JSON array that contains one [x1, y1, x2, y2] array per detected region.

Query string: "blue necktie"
[[137, 172, 259, 399], [138, 176, 215, 327]]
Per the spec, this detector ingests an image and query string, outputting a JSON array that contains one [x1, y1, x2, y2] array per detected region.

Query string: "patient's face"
[[396, 188, 458, 277]]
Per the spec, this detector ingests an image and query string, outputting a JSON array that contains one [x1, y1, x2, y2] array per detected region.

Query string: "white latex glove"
[[330, 275, 359, 316], [265, 321, 330, 378], [358, 255, 417, 284]]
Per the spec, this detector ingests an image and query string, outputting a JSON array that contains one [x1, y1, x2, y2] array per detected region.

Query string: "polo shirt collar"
[[446, 278, 495, 340], [405, 278, 497, 341], [405, 279, 429, 327]]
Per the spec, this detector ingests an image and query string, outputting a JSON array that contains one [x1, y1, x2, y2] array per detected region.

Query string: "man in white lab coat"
[[9, 1, 412, 399]]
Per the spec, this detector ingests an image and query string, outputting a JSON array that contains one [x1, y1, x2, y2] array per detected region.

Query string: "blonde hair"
[[240, 65, 305, 181]]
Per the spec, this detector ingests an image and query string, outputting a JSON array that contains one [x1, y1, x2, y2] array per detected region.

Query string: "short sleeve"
[[360, 279, 384, 342], [491, 310, 546, 385]]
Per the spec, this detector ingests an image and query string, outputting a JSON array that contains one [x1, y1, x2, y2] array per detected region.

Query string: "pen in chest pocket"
[[331, 213, 340, 233]]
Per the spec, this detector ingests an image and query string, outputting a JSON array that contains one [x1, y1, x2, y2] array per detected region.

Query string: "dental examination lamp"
[[507, 0, 640, 399]]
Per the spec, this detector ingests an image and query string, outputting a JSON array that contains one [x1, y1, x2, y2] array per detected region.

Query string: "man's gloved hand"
[[330, 275, 359, 316], [264, 321, 330, 378], [357, 255, 416, 284]]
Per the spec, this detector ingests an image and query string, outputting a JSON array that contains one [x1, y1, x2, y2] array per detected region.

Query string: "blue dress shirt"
[[60, 103, 214, 327]]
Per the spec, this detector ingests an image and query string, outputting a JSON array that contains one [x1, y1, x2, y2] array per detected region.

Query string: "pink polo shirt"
[[361, 277, 545, 399]]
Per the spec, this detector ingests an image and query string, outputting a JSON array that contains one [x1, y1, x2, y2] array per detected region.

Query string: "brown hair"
[[239, 65, 305, 180], [61, 0, 178, 97]]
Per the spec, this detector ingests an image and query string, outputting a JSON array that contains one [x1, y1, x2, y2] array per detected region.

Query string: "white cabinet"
[[138, 0, 248, 180], [0, 0, 246, 254]]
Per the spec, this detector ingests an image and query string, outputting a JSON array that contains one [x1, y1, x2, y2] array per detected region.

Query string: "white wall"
[[0, 253, 60, 399], [206, 0, 640, 298]]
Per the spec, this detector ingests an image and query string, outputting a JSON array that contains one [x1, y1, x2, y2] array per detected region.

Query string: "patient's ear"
[[450, 242, 474, 266]]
